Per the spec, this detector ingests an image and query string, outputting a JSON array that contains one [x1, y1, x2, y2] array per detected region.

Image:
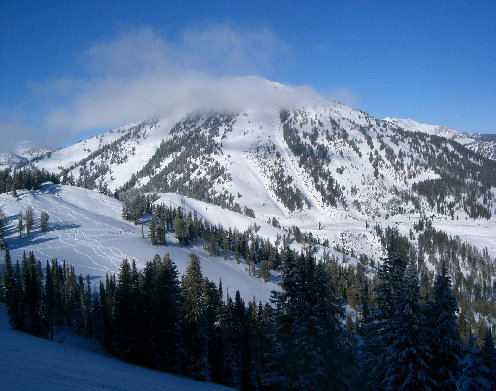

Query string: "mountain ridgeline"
[[34, 103, 496, 220]]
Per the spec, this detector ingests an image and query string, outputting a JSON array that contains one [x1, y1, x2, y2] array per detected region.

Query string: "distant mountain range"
[[384, 117, 496, 161]]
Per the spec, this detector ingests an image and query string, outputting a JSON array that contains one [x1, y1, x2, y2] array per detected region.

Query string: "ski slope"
[[0, 183, 278, 304], [0, 304, 232, 391]]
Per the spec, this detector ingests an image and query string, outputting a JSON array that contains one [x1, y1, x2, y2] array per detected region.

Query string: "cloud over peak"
[[44, 25, 323, 133]]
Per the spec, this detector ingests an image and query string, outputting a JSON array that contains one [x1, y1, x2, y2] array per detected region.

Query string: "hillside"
[[0, 184, 278, 304], [384, 117, 496, 161], [33, 100, 496, 226], [0, 304, 232, 391]]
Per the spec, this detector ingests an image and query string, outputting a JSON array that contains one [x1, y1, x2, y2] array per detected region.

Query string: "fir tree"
[[480, 328, 496, 389], [427, 263, 464, 391], [40, 211, 49, 232], [148, 253, 183, 373], [456, 336, 492, 391], [271, 249, 354, 390], [24, 206, 34, 236], [181, 253, 210, 380], [17, 214, 23, 238]]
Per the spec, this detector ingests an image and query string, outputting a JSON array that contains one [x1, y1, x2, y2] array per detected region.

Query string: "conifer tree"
[[181, 253, 210, 380], [456, 335, 492, 391], [480, 328, 496, 389], [40, 211, 49, 232], [148, 253, 182, 373], [381, 262, 435, 390], [24, 206, 34, 236], [17, 214, 23, 238], [271, 249, 354, 390], [427, 263, 464, 391]]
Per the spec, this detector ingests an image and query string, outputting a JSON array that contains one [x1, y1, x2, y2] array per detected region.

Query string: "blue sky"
[[1, 0, 495, 148]]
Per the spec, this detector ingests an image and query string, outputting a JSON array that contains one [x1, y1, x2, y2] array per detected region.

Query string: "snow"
[[0, 183, 278, 305], [0, 304, 233, 391]]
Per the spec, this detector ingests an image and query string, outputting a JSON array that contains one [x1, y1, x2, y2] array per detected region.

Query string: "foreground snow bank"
[[0, 304, 232, 391]]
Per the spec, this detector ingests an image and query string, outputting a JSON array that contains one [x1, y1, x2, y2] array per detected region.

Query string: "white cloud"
[[43, 25, 323, 133], [0, 120, 34, 153]]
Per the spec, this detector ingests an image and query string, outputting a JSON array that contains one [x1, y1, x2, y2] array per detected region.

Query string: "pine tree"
[[366, 230, 408, 388], [456, 336, 492, 391], [1, 250, 18, 326], [381, 262, 435, 390], [113, 259, 142, 363], [24, 206, 34, 236], [427, 263, 464, 391], [181, 253, 210, 380], [271, 249, 354, 390], [17, 214, 23, 238], [0, 207, 6, 250], [148, 253, 182, 373], [40, 211, 49, 232], [480, 328, 496, 389]]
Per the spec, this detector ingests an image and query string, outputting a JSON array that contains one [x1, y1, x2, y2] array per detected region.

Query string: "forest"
[[1, 229, 495, 390]]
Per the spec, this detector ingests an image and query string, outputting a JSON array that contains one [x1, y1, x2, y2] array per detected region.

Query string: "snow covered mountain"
[[33, 100, 496, 226], [384, 117, 496, 161], [0, 141, 53, 170]]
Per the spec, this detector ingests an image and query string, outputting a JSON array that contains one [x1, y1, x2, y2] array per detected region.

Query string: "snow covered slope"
[[0, 184, 278, 304], [0, 304, 232, 391], [32, 102, 496, 227], [384, 117, 496, 161]]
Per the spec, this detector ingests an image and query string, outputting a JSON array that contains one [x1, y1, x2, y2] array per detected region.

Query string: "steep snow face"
[[0, 184, 278, 304], [0, 304, 233, 391], [384, 117, 496, 160]]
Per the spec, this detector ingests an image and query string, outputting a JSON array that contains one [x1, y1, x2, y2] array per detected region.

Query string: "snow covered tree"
[[270, 249, 355, 390], [40, 211, 49, 232], [24, 206, 34, 236], [427, 263, 464, 391], [480, 328, 496, 389], [456, 336, 492, 391], [381, 262, 435, 390]]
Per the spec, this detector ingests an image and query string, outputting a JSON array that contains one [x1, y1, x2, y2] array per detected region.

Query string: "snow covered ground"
[[0, 183, 278, 305], [0, 304, 233, 391]]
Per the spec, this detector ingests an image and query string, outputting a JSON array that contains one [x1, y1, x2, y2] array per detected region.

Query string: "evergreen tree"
[[1, 250, 19, 327], [381, 262, 435, 390], [181, 253, 210, 380], [271, 249, 354, 390], [480, 328, 496, 389], [0, 207, 6, 250], [40, 211, 49, 232], [21, 252, 47, 337], [24, 206, 34, 236], [17, 214, 23, 238], [113, 259, 141, 362], [456, 336, 492, 391], [366, 230, 408, 388], [148, 253, 183, 373], [428, 263, 464, 391]]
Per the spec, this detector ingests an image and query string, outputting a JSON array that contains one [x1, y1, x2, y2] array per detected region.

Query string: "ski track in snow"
[[0, 184, 277, 304]]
